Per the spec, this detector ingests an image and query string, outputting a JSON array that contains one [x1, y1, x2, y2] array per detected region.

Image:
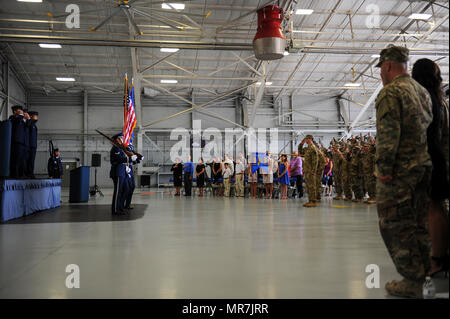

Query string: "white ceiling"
[[0, 0, 448, 103]]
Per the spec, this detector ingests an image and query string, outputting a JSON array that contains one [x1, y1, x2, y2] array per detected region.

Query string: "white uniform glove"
[[131, 155, 137, 162], [140, 156, 144, 161], [126, 166, 131, 173]]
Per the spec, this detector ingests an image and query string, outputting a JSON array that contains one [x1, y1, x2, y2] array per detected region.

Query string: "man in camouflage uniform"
[[314, 143, 327, 202], [349, 144, 364, 202], [375, 46, 433, 298], [361, 141, 376, 204], [298, 135, 318, 207], [331, 143, 344, 200], [340, 144, 353, 201]]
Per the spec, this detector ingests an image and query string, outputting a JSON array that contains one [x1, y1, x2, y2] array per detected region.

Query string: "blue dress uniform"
[[124, 144, 139, 209], [110, 133, 129, 214], [26, 111, 38, 178], [9, 105, 27, 178], [183, 161, 194, 196], [47, 149, 63, 178]]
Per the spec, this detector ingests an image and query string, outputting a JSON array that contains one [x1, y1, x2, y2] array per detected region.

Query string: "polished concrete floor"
[[0, 188, 423, 298]]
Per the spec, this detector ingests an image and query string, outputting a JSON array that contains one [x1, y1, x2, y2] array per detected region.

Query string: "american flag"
[[123, 83, 137, 147]]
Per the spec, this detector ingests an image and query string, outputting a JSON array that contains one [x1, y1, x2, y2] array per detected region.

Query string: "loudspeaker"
[[91, 153, 101, 167]]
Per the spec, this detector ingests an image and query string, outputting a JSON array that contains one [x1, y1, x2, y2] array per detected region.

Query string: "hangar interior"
[[0, 0, 448, 299]]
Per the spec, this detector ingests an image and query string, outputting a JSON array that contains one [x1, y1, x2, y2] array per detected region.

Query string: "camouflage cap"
[[305, 134, 313, 139], [375, 46, 409, 68]]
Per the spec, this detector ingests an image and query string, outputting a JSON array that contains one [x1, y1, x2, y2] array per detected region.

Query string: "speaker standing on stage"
[[26, 111, 38, 178], [9, 105, 28, 178], [48, 148, 63, 178]]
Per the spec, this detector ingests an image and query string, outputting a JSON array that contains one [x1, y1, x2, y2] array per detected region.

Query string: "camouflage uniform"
[[342, 149, 353, 200], [350, 145, 364, 201], [361, 143, 376, 201], [332, 149, 344, 198], [315, 147, 326, 201], [375, 47, 433, 284], [299, 142, 318, 204]]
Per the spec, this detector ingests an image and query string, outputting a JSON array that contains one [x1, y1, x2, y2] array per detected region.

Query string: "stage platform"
[[0, 178, 61, 222]]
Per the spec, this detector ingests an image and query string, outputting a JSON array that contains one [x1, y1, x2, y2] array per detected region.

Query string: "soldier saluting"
[[9, 105, 28, 178], [298, 134, 319, 207]]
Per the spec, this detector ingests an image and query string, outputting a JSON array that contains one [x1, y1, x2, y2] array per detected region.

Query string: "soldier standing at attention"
[[331, 143, 344, 200], [349, 144, 364, 202], [298, 135, 318, 207], [110, 133, 134, 215], [361, 141, 376, 204], [314, 143, 326, 202], [342, 144, 353, 201], [26, 111, 39, 178], [375, 46, 433, 298], [9, 105, 27, 178], [48, 148, 63, 179]]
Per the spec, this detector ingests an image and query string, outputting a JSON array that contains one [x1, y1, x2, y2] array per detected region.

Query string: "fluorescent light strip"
[[17, 0, 43, 2], [162, 3, 185, 10], [371, 54, 380, 58], [296, 9, 314, 15], [39, 43, 62, 49], [256, 82, 273, 86], [161, 79, 178, 84], [160, 48, 179, 53], [408, 13, 432, 20], [344, 83, 361, 87], [56, 77, 75, 82]]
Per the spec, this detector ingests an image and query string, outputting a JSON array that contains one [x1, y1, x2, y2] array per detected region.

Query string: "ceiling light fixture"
[[56, 77, 75, 82], [17, 0, 43, 2], [161, 79, 178, 84], [371, 54, 380, 58], [160, 48, 180, 53], [344, 83, 361, 87], [408, 13, 432, 20], [256, 82, 273, 86], [295, 9, 314, 15], [162, 3, 185, 10], [39, 43, 62, 49]]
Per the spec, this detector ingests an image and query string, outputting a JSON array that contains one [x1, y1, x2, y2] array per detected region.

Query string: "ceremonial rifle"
[[96, 129, 144, 160]]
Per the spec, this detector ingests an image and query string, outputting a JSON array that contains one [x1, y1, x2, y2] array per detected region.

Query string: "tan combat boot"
[[303, 202, 317, 207], [367, 198, 376, 204], [385, 279, 423, 298], [333, 195, 343, 200]]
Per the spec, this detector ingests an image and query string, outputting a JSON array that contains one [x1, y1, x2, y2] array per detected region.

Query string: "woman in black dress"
[[212, 156, 223, 197], [196, 158, 206, 197], [171, 158, 183, 196]]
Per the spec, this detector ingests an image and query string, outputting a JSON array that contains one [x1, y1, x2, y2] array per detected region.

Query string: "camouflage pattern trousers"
[[304, 171, 316, 202], [334, 170, 343, 196], [343, 172, 352, 199], [351, 174, 364, 199], [377, 166, 431, 282], [364, 174, 376, 199], [315, 170, 323, 200]]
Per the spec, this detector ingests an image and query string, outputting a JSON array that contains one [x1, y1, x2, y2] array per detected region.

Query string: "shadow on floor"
[[3, 204, 147, 224]]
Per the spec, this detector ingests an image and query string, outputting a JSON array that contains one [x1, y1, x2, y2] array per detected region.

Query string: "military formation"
[[298, 133, 376, 208]]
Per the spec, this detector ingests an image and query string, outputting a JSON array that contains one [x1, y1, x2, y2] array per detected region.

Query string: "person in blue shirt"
[[110, 132, 136, 215], [26, 111, 39, 178], [183, 155, 194, 196]]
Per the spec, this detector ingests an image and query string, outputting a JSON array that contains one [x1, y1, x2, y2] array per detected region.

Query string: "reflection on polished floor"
[[0, 188, 401, 298]]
